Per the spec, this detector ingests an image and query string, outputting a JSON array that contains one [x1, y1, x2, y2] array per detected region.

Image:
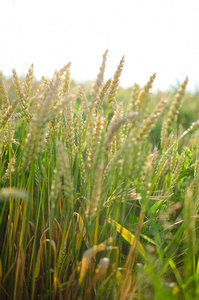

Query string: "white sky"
[[0, 0, 199, 91]]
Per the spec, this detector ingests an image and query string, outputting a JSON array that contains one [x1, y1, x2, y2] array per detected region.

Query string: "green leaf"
[[107, 218, 145, 258], [150, 200, 163, 215]]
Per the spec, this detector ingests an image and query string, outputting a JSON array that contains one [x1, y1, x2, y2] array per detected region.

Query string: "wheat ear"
[[60, 62, 72, 97], [90, 50, 108, 107], [78, 86, 89, 115], [137, 97, 167, 141], [135, 73, 156, 113], [108, 56, 125, 112], [165, 77, 188, 135], [0, 71, 10, 114], [131, 83, 140, 110], [12, 68, 30, 119], [23, 64, 34, 104], [1, 98, 19, 129], [171, 150, 186, 186]]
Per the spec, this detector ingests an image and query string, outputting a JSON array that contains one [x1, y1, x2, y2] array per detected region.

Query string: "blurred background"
[[0, 0, 199, 91]]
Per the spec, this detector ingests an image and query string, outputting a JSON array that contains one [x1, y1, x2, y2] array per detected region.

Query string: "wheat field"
[[0, 51, 199, 299]]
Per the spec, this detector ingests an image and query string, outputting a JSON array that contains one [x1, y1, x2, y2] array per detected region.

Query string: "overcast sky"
[[1, 0, 199, 91]]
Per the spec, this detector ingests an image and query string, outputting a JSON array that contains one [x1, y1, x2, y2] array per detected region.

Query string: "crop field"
[[1, 51, 199, 299]]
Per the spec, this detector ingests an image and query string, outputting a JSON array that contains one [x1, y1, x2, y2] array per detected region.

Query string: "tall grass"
[[0, 51, 199, 299]]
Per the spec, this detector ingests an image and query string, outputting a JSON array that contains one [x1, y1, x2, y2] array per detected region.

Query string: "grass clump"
[[1, 51, 199, 299]]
